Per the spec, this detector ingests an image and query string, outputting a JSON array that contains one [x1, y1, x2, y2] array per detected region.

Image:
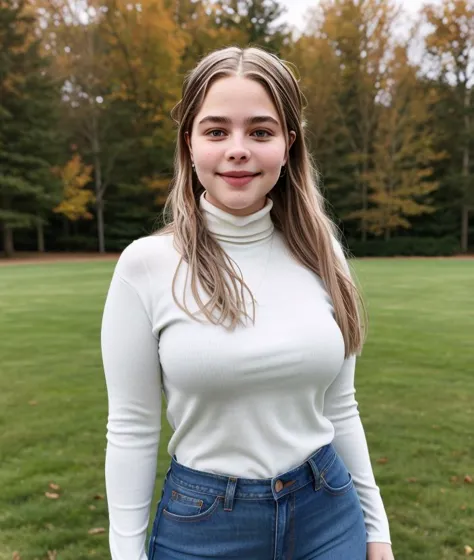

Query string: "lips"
[[217, 172, 260, 178], [218, 173, 260, 187]]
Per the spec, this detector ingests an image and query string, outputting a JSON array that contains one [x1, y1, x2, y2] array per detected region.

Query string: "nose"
[[225, 136, 251, 161]]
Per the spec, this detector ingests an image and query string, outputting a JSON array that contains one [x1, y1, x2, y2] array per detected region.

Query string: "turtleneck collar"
[[199, 191, 274, 244]]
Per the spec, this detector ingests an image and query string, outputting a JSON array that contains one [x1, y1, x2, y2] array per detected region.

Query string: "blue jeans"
[[148, 443, 367, 560]]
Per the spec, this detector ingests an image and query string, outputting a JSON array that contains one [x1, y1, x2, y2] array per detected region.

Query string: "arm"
[[101, 243, 162, 560], [324, 238, 392, 545], [323, 355, 391, 544]]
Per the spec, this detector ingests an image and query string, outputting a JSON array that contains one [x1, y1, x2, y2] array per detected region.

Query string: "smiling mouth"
[[217, 173, 261, 187], [217, 173, 261, 177]]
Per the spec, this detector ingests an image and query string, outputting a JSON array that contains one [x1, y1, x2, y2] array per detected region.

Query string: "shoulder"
[[113, 232, 177, 289]]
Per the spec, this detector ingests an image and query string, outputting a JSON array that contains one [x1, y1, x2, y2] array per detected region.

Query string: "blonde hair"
[[158, 45, 366, 358]]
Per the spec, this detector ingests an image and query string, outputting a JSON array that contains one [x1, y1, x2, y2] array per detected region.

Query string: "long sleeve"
[[101, 244, 162, 560], [323, 355, 391, 543], [323, 238, 391, 543]]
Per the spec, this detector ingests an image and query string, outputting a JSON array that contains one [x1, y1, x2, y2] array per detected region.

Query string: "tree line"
[[1, 0, 473, 258]]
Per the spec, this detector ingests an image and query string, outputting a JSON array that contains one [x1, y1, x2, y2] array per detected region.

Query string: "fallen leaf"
[[45, 492, 59, 500], [431, 424, 440, 429], [450, 476, 459, 483], [406, 477, 418, 483], [88, 527, 106, 535], [464, 475, 473, 484], [440, 488, 447, 494], [45, 523, 55, 530], [89, 505, 96, 511], [376, 457, 388, 465], [465, 545, 473, 556], [93, 494, 104, 500], [49, 483, 60, 491], [12, 553, 21, 560], [28, 400, 37, 406], [461, 505, 467, 511], [47, 551, 57, 560]]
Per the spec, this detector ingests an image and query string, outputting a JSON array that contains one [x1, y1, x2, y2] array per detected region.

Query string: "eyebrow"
[[197, 115, 280, 127]]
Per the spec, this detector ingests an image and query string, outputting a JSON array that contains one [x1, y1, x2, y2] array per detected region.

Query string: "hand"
[[367, 542, 394, 560]]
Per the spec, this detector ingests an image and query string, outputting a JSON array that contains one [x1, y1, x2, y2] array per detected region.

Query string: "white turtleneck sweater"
[[101, 193, 391, 560]]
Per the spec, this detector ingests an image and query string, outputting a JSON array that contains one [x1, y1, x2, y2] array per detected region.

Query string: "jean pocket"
[[162, 478, 223, 522], [320, 453, 354, 496]]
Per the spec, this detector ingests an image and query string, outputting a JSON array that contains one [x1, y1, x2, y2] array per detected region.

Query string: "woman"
[[101, 45, 394, 560]]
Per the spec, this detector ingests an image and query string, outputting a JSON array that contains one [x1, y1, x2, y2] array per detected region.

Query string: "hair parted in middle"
[[157, 45, 367, 358]]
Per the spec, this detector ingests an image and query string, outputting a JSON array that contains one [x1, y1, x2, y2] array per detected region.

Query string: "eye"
[[252, 130, 272, 138], [206, 130, 226, 137]]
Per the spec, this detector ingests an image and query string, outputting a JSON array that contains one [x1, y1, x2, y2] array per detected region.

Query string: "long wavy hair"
[[158, 45, 366, 358]]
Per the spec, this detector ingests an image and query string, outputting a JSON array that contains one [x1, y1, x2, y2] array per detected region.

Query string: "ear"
[[184, 131, 193, 162], [283, 130, 296, 165]]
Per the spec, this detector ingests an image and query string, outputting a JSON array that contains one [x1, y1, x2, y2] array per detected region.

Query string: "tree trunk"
[[96, 196, 105, 254], [37, 216, 45, 253], [92, 111, 105, 254], [361, 179, 368, 242], [63, 216, 69, 237], [461, 87, 470, 253], [461, 205, 469, 253], [3, 224, 14, 258]]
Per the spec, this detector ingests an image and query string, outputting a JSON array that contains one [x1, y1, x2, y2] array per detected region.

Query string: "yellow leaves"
[[52, 154, 95, 221], [88, 527, 106, 535], [142, 175, 171, 206], [465, 545, 473, 556]]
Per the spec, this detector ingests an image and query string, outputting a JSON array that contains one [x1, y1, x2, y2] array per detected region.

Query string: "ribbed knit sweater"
[[101, 192, 391, 559]]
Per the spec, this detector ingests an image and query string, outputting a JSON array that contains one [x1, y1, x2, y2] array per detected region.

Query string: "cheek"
[[197, 149, 221, 170], [259, 143, 286, 164]]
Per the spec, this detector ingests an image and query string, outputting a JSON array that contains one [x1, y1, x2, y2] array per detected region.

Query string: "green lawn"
[[0, 258, 473, 560]]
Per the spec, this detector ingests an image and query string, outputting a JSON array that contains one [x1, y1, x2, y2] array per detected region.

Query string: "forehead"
[[196, 76, 279, 122]]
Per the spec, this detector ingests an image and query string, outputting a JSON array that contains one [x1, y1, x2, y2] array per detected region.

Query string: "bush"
[[346, 236, 461, 257]]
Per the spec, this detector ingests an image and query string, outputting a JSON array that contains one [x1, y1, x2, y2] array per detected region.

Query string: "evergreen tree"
[[0, 0, 61, 256]]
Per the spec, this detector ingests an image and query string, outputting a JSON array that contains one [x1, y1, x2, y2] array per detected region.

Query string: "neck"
[[199, 192, 274, 245]]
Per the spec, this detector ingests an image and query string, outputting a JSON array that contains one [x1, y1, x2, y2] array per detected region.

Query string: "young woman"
[[101, 46, 394, 560]]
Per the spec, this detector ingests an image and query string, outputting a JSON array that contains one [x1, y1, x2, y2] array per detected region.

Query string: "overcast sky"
[[275, 0, 442, 36]]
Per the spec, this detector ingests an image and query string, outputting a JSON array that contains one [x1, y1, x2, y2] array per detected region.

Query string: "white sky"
[[276, 0, 442, 36]]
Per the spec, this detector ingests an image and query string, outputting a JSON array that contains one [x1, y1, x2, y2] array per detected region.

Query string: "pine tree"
[[0, 0, 61, 257]]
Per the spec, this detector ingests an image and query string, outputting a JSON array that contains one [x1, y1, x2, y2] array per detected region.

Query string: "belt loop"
[[224, 477, 238, 512], [308, 458, 321, 491]]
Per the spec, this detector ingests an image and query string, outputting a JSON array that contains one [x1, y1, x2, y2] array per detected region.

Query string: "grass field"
[[0, 258, 473, 560]]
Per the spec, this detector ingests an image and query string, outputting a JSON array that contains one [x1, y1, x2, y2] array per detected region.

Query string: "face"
[[185, 76, 296, 216]]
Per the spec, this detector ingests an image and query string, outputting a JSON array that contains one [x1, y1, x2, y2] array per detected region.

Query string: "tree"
[[36, 0, 184, 252], [350, 46, 446, 239], [53, 153, 95, 222], [423, 0, 474, 252], [211, 0, 291, 54], [303, 0, 399, 241], [0, 0, 61, 257]]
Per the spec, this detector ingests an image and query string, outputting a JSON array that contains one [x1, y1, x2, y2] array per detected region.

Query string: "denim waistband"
[[168, 443, 337, 503]]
